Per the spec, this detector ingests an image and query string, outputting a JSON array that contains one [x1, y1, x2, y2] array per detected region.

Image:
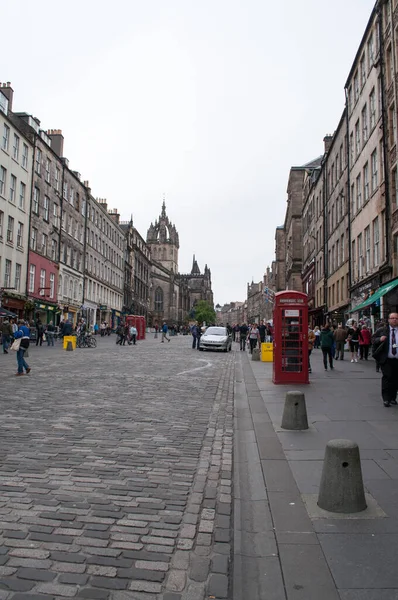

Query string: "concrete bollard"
[[252, 348, 261, 361], [66, 341, 74, 351], [317, 439, 367, 513], [281, 391, 309, 430]]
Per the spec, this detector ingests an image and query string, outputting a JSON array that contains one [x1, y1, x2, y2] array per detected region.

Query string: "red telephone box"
[[125, 315, 146, 340], [273, 291, 309, 384]]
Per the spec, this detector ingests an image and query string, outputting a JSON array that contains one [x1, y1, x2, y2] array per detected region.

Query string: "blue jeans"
[[47, 333, 54, 346], [17, 348, 29, 373], [2, 335, 10, 352]]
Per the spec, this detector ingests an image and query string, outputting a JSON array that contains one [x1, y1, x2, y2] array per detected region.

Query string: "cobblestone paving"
[[0, 335, 234, 600]]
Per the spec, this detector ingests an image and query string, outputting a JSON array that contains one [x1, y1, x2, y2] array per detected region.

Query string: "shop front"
[[111, 309, 122, 330], [349, 277, 398, 328], [59, 303, 80, 327], [81, 301, 98, 330], [34, 300, 61, 325], [1, 293, 25, 320]]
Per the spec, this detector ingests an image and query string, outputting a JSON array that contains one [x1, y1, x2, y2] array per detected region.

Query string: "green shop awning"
[[350, 278, 398, 312]]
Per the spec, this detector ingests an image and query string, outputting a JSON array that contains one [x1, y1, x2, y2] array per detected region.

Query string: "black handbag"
[[372, 339, 386, 360]]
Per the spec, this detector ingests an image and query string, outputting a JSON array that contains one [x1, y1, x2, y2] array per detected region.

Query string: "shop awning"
[[0, 307, 17, 318], [350, 278, 398, 312]]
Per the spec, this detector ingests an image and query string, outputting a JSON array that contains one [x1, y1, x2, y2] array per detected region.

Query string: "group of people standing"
[[115, 323, 138, 346], [309, 320, 374, 372]]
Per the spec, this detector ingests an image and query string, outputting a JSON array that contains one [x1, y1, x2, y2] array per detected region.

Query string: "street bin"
[[261, 342, 273, 362], [63, 335, 76, 350]]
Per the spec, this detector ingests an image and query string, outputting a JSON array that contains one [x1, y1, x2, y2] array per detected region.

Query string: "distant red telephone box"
[[273, 291, 309, 385], [125, 315, 146, 340]]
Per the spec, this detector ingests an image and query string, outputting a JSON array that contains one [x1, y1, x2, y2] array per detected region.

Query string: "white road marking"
[[177, 359, 213, 375]]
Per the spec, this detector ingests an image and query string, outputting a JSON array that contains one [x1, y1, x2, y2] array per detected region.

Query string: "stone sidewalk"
[[235, 346, 398, 600], [0, 334, 234, 600]]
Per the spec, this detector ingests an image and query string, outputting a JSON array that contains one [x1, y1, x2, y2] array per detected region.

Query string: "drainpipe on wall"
[[377, 2, 391, 278], [25, 132, 37, 307], [81, 188, 89, 306], [344, 97, 352, 295]]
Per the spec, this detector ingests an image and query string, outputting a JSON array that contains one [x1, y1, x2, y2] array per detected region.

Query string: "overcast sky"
[[3, 0, 376, 305]]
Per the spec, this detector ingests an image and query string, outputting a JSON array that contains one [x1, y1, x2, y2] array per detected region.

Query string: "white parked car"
[[199, 326, 232, 352]]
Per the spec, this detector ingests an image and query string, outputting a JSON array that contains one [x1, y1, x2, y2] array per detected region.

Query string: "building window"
[[373, 217, 380, 267], [364, 162, 370, 201], [355, 120, 360, 156], [356, 173, 362, 211], [45, 158, 51, 183], [352, 240, 356, 279], [29, 264, 35, 293], [370, 88, 376, 129], [365, 226, 371, 272], [31, 227, 37, 251], [2, 124, 9, 151], [362, 104, 368, 143], [371, 149, 378, 192], [55, 167, 60, 191], [341, 234, 345, 263], [354, 72, 359, 102], [0, 165, 6, 196], [9, 174, 16, 203], [0, 210, 3, 238], [22, 143, 28, 169], [42, 233, 48, 255], [50, 273, 55, 298], [4, 259, 11, 287], [51, 239, 57, 260], [358, 233, 363, 278], [40, 269, 46, 295], [70, 187, 74, 206], [19, 181, 26, 209], [155, 287, 164, 311], [7, 216, 14, 243], [35, 148, 42, 175], [44, 195, 49, 221], [17, 222, 23, 248], [33, 187, 40, 214], [368, 34, 374, 69], [13, 134, 20, 161], [15, 263, 21, 292], [360, 53, 366, 87], [63, 181, 68, 199], [53, 203, 59, 228]]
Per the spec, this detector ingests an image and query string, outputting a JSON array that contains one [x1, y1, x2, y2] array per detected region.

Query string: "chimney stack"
[[47, 129, 64, 158], [0, 82, 14, 112], [108, 209, 120, 225], [323, 134, 333, 154]]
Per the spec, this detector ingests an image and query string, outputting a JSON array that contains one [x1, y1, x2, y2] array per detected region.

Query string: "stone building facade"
[[120, 217, 151, 319], [0, 84, 32, 318], [146, 202, 213, 326]]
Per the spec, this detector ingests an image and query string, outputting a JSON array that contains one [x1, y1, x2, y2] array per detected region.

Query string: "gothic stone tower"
[[146, 201, 179, 273]]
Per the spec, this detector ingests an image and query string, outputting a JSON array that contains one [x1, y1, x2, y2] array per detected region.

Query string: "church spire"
[[161, 197, 166, 218], [191, 254, 201, 275]]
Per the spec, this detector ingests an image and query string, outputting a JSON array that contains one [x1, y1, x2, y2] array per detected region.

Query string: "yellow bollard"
[[63, 336, 76, 350]]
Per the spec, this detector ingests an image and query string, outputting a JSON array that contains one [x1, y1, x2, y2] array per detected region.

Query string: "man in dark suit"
[[372, 313, 398, 407]]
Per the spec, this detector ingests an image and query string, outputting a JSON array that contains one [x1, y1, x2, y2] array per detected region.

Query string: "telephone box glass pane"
[[281, 310, 303, 372]]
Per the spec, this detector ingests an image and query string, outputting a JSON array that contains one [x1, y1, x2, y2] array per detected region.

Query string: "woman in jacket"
[[13, 320, 31, 376], [359, 324, 372, 360], [308, 328, 316, 373], [347, 321, 360, 363], [320, 324, 334, 371]]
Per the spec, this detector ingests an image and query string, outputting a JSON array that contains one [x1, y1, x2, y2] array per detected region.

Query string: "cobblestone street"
[[0, 335, 234, 600]]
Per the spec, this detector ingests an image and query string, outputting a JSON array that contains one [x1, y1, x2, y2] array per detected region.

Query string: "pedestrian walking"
[[308, 327, 316, 373], [123, 324, 131, 345], [239, 323, 249, 351], [191, 323, 199, 349], [116, 324, 124, 345], [259, 320, 267, 345], [46, 321, 55, 346], [248, 324, 260, 355], [314, 326, 321, 349], [320, 323, 334, 371], [347, 321, 360, 362], [334, 323, 347, 360], [154, 323, 159, 339], [13, 320, 31, 376], [161, 321, 170, 342], [359, 324, 372, 360], [1, 318, 12, 354], [372, 313, 398, 407], [94, 323, 99, 335], [36, 319, 44, 346], [129, 325, 137, 345]]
